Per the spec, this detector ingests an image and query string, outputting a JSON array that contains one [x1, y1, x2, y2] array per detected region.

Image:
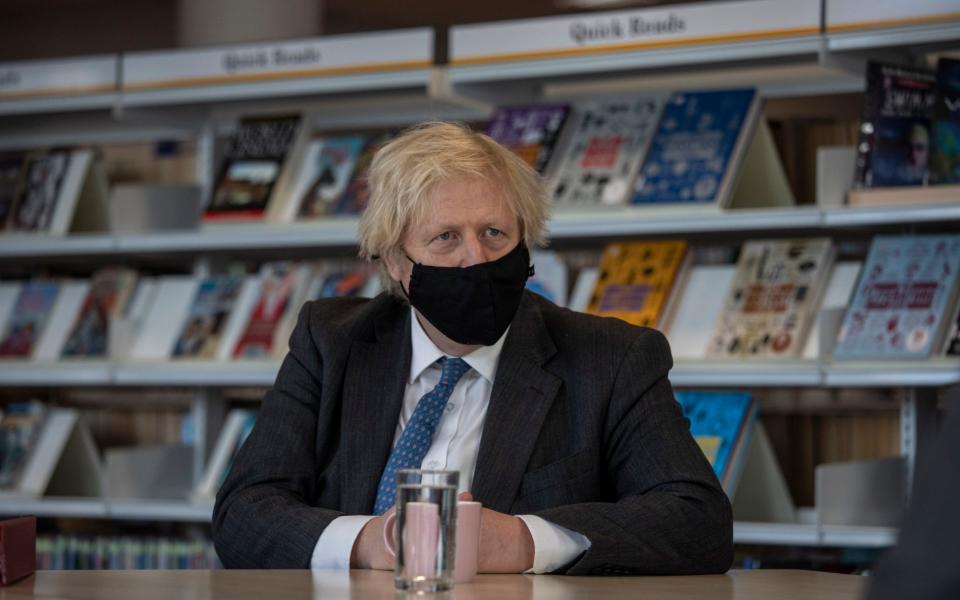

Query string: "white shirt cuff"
[[517, 514, 591, 574], [310, 515, 375, 570]]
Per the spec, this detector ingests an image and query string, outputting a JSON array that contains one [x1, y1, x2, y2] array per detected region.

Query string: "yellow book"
[[586, 240, 688, 327], [694, 435, 722, 467]]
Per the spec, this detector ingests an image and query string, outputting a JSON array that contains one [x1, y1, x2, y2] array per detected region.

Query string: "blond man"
[[213, 122, 732, 575]]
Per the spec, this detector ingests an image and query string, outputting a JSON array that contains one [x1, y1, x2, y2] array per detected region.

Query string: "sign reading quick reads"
[[450, 0, 819, 66]]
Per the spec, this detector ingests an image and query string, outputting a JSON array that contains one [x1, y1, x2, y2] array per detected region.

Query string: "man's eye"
[[436, 232, 453, 241], [486, 228, 502, 237]]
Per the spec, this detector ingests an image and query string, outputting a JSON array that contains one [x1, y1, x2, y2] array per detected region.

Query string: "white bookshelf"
[[0, 362, 112, 387], [733, 521, 898, 548], [0, 498, 212, 523]]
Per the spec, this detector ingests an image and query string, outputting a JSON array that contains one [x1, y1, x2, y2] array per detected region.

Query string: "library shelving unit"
[[1, 0, 960, 556]]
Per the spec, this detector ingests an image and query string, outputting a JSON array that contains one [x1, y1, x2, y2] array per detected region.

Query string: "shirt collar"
[[408, 307, 508, 385]]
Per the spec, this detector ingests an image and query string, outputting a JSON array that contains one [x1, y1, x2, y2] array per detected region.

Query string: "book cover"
[[586, 240, 687, 328], [334, 132, 394, 215], [631, 89, 757, 206], [0, 402, 47, 490], [708, 238, 835, 359], [486, 104, 570, 173], [297, 135, 366, 219], [0, 281, 60, 358], [550, 96, 664, 207], [172, 277, 244, 359], [945, 303, 960, 356], [205, 115, 299, 220], [834, 235, 960, 359], [0, 155, 25, 228], [525, 250, 569, 308], [305, 264, 373, 300], [232, 263, 299, 359], [854, 62, 936, 188], [930, 57, 960, 185], [675, 391, 756, 489], [220, 412, 256, 487], [61, 269, 138, 358], [11, 152, 70, 232]]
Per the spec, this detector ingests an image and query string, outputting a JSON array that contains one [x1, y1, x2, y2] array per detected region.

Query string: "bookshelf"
[[1, 0, 958, 567]]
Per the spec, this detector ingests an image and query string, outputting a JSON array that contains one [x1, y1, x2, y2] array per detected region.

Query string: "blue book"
[[631, 89, 757, 207], [930, 58, 960, 185], [675, 390, 756, 493], [833, 235, 960, 359]]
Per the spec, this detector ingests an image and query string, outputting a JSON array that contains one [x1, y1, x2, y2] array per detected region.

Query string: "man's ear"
[[383, 252, 406, 283]]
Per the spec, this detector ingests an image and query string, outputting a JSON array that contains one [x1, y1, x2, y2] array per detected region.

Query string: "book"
[[233, 263, 308, 359], [631, 89, 760, 207], [0, 154, 24, 228], [586, 240, 688, 328], [128, 277, 198, 361], [205, 116, 300, 221], [32, 281, 89, 361], [854, 62, 936, 188], [10, 152, 70, 232], [526, 251, 569, 308], [834, 235, 960, 359], [305, 264, 374, 300], [0, 281, 60, 358], [297, 135, 367, 218], [944, 302, 960, 356], [549, 96, 664, 207], [334, 132, 393, 216], [707, 238, 835, 359], [930, 57, 960, 185], [486, 104, 570, 174], [172, 277, 244, 359], [61, 269, 138, 358], [0, 402, 47, 490], [675, 390, 757, 494], [662, 264, 735, 360], [193, 409, 257, 502]]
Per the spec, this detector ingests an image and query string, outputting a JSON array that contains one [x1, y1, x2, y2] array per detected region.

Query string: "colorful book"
[[0, 402, 47, 490], [708, 238, 835, 359], [586, 240, 688, 328], [172, 277, 244, 359], [206, 116, 299, 221], [10, 152, 70, 232], [0, 281, 60, 358], [334, 132, 393, 216], [526, 251, 569, 308], [232, 263, 301, 359], [61, 269, 138, 358], [631, 89, 758, 207], [297, 135, 366, 218], [308, 267, 371, 299], [854, 62, 936, 188], [834, 235, 960, 359], [0, 155, 24, 228], [944, 302, 960, 357], [930, 57, 960, 185], [550, 96, 664, 207], [675, 390, 756, 493], [486, 104, 570, 173]]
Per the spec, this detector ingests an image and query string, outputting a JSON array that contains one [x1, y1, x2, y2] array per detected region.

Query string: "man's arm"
[[532, 329, 733, 575], [212, 304, 341, 568]]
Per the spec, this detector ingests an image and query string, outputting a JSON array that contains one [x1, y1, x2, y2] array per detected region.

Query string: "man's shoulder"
[[301, 293, 407, 341]]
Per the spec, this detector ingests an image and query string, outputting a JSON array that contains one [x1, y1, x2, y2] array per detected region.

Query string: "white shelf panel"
[[734, 521, 898, 547], [0, 93, 118, 116], [822, 203, 960, 228], [108, 499, 213, 522], [672, 360, 822, 387], [113, 361, 280, 386], [827, 21, 960, 51], [0, 361, 112, 386], [0, 497, 109, 519], [115, 221, 360, 253], [121, 69, 433, 109], [0, 234, 115, 257], [823, 360, 960, 388], [550, 206, 821, 238]]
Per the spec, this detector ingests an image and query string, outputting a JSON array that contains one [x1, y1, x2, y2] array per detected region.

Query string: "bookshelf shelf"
[[112, 361, 282, 387], [0, 498, 212, 522], [821, 203, 960, 228], [672, 360, 822, 387], [0, 234, 116, 259], [826, 20, 960, 52], [823, 359, 960, 388], [0, 94, 119, 117], [0, 497, 110, 519], [0, 362, 112, 386], [733, 521, 898, 548], [114, 221, 360, 254]]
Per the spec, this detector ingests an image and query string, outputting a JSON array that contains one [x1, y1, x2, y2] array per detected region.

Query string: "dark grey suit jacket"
[[213, 291, 733, 575]]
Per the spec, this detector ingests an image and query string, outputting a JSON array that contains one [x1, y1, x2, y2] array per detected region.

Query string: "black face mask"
[[404, 243, 534, 346]]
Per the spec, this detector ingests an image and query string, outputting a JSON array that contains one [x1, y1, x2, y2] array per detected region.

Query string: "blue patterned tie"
[[372, 357, 471, 515]]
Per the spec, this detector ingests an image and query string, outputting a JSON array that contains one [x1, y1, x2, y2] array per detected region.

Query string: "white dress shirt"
[[310, 308, 591, 572]]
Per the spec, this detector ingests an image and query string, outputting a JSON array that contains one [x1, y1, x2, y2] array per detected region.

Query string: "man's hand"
[[350, 511, 394, 570], [461, 492, 534, 573]]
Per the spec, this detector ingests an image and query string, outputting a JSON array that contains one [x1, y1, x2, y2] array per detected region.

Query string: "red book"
[[0, 516, 36, 585]]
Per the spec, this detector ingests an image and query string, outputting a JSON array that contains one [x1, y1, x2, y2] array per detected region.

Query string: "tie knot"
[[438, 357, 470, 383]]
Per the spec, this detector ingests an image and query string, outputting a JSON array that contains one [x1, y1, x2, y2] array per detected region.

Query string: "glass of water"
[[393, 469, 459, 593]]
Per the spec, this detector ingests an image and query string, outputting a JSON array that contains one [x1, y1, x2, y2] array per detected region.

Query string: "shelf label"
[[827, 0, 960, 32], [450, 0, 820, 66], [0, 55, 117, 99], [122, 29, 432, 92]]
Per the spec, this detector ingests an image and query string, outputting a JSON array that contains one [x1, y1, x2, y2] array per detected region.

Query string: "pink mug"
[[383, 500, 482, 584]]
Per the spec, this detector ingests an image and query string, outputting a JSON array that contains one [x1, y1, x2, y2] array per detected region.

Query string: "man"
[[212, 121, 732, 575]]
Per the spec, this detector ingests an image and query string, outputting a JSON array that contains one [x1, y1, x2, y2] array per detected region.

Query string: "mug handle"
[[382, 511, 397, 557]]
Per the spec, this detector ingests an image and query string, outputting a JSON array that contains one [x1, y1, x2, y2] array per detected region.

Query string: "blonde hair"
[[358, 121, 551, 296]]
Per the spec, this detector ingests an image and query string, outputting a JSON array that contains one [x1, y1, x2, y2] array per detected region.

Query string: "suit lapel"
[[471, 294, 561, 513], [340, 303, 411, 514]]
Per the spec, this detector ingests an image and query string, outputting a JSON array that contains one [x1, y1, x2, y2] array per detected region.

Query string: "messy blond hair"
[[358, 121, 550, 296]]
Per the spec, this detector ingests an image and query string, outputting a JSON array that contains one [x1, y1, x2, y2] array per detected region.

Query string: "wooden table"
[[0, 569, 865, 599]]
